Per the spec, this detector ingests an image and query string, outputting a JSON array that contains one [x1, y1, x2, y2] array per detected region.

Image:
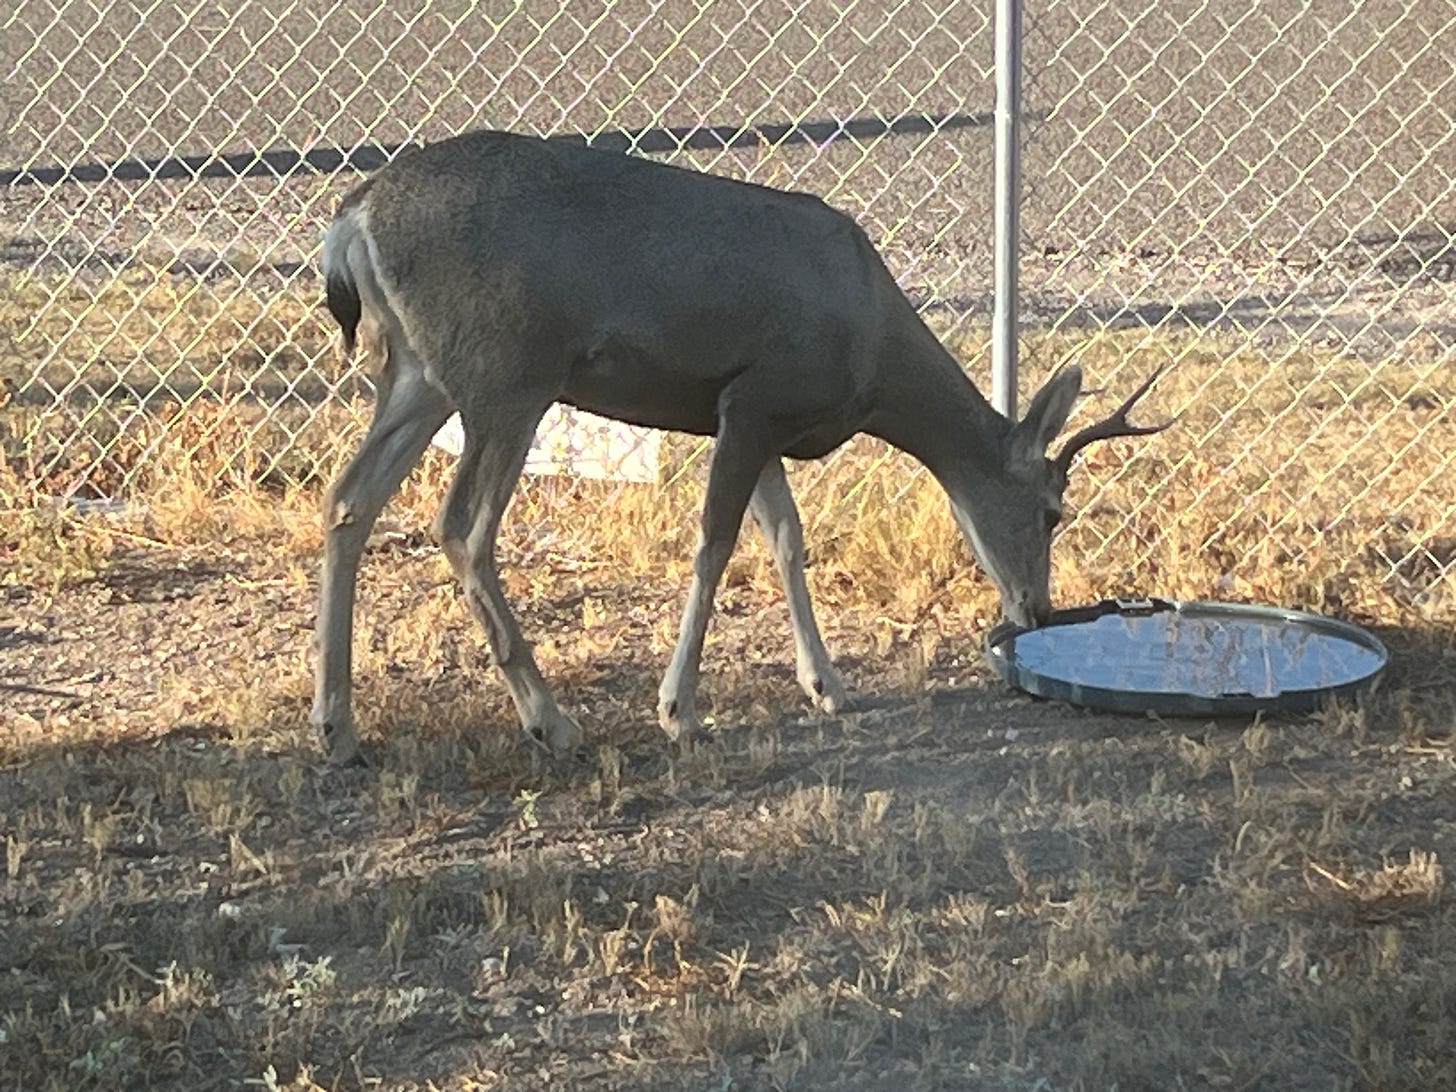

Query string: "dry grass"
[[2, 296, 1455, 1088]]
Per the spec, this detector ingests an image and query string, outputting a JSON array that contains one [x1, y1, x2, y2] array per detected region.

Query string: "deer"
[[312, 128, 1167, 765]]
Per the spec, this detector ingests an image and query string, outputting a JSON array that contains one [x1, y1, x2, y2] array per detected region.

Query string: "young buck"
[[314, 129, 1167, 763]]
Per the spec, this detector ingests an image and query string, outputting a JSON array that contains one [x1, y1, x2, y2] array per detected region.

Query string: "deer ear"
[[1012, 365, 1082, 463]]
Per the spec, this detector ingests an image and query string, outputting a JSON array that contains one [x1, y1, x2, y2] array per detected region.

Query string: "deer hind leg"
[[434, 402, 583, 757], [749, 459, 847, 715], [312, 356, 452, 764], [658, 420, 775, 740]]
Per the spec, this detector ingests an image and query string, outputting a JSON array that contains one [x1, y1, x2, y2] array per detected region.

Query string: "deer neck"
[[865, 318, 1012, 489]]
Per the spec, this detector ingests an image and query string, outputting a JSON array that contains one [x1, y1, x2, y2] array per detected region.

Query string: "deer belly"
[[560, 336, 728, 436]]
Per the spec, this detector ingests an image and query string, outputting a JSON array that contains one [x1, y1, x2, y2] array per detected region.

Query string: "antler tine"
[[1054, 363, 1174, 474]]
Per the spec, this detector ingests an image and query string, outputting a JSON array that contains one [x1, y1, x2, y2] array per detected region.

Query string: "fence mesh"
[[1020, 0, 1455, 604], [3, 0, 1453, 605]]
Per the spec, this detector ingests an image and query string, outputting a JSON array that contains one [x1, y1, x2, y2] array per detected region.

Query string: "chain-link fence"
[[1019, 0, 1455, 602], [2, 0, 995, 493], [3, 1, 1453, 600]]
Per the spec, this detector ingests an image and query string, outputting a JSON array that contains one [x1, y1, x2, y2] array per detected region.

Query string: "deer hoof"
[[314, 716, 362, 766], [801, 667, 849, 716], [524, 710, 584, 758], [658, 697, 703, 742]]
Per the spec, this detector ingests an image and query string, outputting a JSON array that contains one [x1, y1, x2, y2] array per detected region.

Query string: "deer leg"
[[659, 425, 771, 740], [749, 459, 848, 715], [435, 407, 583, 757], [312, 365, 452, 764]]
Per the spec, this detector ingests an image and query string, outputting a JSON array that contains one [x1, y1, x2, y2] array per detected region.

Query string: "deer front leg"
[[436, 408, 583, 757], [749, 459, 847, 715], [312, 369, 452, 764], [659, 426, 769, 740]]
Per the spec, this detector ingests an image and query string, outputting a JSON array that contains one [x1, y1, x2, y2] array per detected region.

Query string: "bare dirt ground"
[[3, 488, 1455, 1089]]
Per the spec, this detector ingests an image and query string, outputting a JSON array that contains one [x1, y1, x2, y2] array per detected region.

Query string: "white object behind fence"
[[431, 410, 660, 484]]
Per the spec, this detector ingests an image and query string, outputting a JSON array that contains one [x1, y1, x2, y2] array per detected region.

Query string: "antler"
[[1054, 364, 1174, 475]]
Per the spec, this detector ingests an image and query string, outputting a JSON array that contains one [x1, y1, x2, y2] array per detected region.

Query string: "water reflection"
[[1001, 609, 1385, 699]]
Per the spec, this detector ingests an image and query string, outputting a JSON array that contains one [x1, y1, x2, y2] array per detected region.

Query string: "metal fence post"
[[992, 0, 1023, 420]]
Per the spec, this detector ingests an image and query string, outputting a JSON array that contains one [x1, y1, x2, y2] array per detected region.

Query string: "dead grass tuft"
[[1306, 849, 1444, 923]]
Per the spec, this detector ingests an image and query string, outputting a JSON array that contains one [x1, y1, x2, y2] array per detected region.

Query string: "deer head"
[[948, 364, 1171, 628]]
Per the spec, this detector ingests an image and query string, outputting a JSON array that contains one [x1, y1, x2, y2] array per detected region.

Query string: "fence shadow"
[[0, 110, 1006, 188]]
